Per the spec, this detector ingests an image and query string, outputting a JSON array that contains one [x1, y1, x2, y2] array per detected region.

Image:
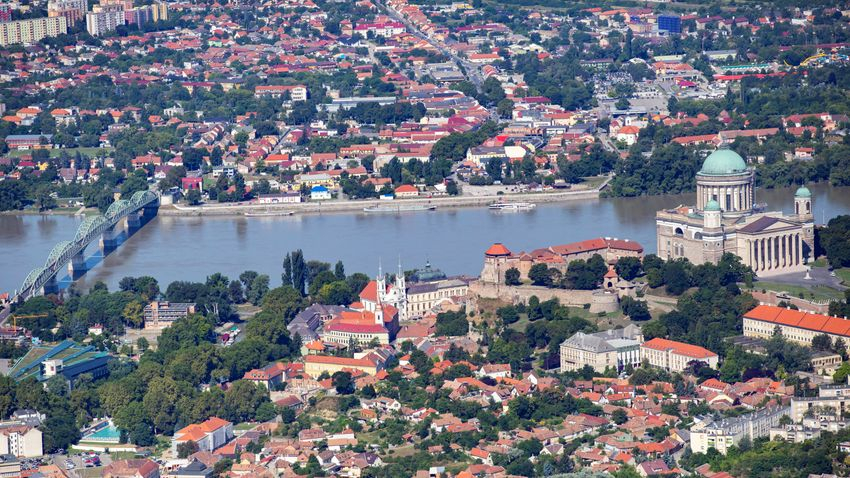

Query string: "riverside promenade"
[[159, 177, 612, 217]]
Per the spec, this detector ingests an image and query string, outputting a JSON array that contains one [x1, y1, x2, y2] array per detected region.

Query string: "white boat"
[[244, 210, 294, 217], [363, 204, 436, 213], [488, 202, 536, 211]]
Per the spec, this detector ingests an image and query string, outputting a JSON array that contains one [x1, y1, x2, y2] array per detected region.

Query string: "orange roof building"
[[481, 238, 643, 285], [640, 338, 718, 372], [172, 417, 233, 453], [743, 304, 850, 348], [303, 354, 381, 378], [485, 243, 512, 257]]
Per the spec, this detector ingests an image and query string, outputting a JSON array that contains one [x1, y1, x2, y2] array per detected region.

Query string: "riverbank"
[[158, 184, 606, 217]]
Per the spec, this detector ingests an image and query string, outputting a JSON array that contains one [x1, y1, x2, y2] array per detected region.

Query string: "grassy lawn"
[[8, 147, 113, 158], [234, 422, 256, 431], [579, 175, 608, 189], [108, 451, 142, 460], [835, 268, 850, 286], [507, 313, 531, 332], [751, 281, 846, 302], [507, 307, 626, 332], [385, 444, 418, 457]]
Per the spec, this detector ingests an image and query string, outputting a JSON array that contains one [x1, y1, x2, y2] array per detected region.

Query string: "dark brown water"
[[1, 184, 848, 294]]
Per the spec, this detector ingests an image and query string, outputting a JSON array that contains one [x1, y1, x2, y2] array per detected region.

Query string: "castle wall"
[[469, 281, 595, 306]]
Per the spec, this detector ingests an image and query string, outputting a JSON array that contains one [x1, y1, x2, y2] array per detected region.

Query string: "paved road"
[[376, 0, 485, 88], [760, 266, 848, 291]]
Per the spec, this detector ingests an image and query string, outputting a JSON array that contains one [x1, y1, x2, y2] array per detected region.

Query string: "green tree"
[[130, 422, 155, 446], [177, 440, 199, 458], [122, 301, 144, 328], [612, 408, 628, 425], [528, 264, 551, 286], [261, 286, 304, 320], [332, 371, 354, 395], [615, 257, 642, 281], [435, 310, 469, 337], [504, 267, 521, 286], [247, 275, 270, 306]]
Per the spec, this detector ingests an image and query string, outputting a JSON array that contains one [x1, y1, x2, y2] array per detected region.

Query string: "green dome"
[[795, 186, 812, 198], [699, 149, 748, 176], [704, 199, 721, 212]]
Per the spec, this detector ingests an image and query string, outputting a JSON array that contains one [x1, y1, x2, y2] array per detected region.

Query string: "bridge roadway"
[[0, 190, 159, 324]]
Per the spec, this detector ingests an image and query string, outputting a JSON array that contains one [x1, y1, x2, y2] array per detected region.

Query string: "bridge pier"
[[41, 275, 59, 296], [100, 226, 118, 253], [126, 212, 142, 231], [68, 251, 87, 277], [143, 204, 158, 220]]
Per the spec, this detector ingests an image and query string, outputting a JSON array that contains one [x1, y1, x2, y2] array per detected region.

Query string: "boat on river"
[[488, 202, 536, 211], [244, 210, 295, 217], [363, 204, 437, 213]]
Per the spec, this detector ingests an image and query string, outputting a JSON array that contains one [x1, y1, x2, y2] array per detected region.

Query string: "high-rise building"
[[0, 16, 68, 46], [126, 2, 168, 27], [47, 0, 87, 27], [0, 4, 12, 22], [85, 3, 124, 36]]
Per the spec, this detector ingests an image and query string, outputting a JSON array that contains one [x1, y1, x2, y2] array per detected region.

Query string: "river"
[[2, 184, 849, 294]]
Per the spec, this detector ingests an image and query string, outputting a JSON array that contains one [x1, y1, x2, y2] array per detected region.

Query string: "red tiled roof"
[[641, 338, 717, 359], [485, 243, 511, 256], [359, 281, 379, 302], [745, 305, 850, 336], [324, 319, 386, 334]]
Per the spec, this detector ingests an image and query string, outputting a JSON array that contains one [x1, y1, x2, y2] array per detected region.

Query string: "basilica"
[[656, 148, 815, 276]]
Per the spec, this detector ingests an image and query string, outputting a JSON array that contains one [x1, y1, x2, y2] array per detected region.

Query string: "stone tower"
[[794, 186, 813, 221], [702, 199, 725, 263]]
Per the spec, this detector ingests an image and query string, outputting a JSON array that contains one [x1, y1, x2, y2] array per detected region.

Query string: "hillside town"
[[2, 0, 850, 476]]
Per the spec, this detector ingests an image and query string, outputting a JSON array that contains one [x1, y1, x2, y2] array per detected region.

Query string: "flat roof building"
[[144, 301, 196, 329], [7, 340, 112, 388], [691, 406, 790, 454]]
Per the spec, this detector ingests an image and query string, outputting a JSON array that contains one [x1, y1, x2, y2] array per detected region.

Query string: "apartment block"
[[0, 17, 68, 46], [790, 380, 850, 422], [48, 0, 87, 27], [690, 406, 790, 454], [143, 301, 196, 329], [86, 4, 124, 36]]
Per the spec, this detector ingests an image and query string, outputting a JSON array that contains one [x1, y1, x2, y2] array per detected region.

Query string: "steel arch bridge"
[[15, 190, 159, 303]]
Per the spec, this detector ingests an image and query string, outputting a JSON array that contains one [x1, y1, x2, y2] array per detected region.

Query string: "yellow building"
[[640, 337, 718, 372], [0, 17, 68, 46], [743, 304, 850, 353], [296, 172, 336, 188], [304, 355, 380, 378]]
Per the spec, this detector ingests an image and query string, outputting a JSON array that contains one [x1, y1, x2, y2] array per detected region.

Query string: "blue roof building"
[[8, 340, 112, 388]]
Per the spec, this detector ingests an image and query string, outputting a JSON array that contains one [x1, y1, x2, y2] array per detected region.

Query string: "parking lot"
[[52, 451, 113, 477]]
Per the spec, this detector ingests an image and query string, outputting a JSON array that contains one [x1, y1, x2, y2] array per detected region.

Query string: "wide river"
[[2, 184, 849, 294]]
